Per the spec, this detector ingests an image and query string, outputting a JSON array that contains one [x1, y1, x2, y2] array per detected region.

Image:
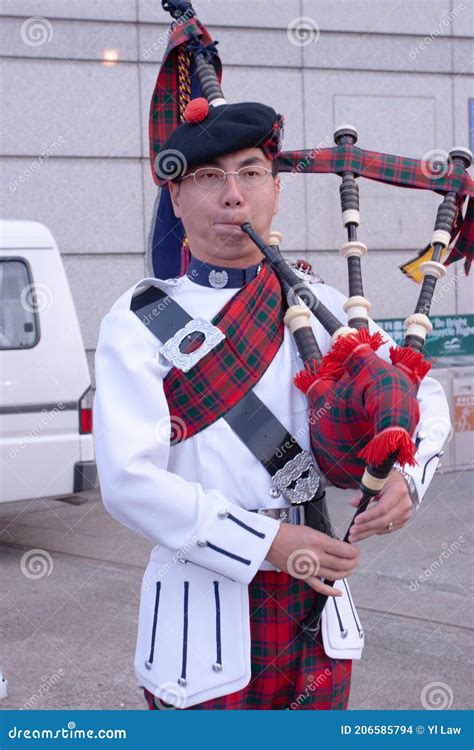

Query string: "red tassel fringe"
[[358, 427, 417, 467], [318, 328, 385, 378], [328, 327, 385, 366], [293, 329, 386, 394], [293, 358, 320, 393], [389, 346, 431, 384]]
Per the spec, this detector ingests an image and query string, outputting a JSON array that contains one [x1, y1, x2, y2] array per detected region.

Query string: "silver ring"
[[386, 521, 394, 533]]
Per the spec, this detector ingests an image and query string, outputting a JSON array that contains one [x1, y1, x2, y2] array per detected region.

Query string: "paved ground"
[[0, 470, 472, 711]]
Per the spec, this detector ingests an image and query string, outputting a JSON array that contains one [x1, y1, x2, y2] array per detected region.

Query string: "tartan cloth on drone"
[[149, 14, 222, 184], [400, 194, 473, 281], [162, 260, 284, 441], [278, 146, 474, 273], [444, 193, 474, 275], [296, 337, 421, 490], [143, 570, 352, 710], [278, 145, 474, 197]]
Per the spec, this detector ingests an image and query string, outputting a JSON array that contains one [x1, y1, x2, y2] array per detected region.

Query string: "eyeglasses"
[[180, 165, 273, 190]]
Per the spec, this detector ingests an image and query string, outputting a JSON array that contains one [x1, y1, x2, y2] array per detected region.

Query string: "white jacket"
[[93, 273, 450, 708]]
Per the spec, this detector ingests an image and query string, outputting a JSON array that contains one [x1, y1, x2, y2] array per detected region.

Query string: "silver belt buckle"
[[160, 318, 225, 373], [270, 450, 320, 505]]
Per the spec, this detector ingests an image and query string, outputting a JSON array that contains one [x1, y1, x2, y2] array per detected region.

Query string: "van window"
[[0, 260, 39, 349]]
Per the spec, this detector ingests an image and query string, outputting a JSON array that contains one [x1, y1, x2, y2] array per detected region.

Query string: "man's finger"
[[317, 563, 357, 580], [322, 537, 360, 559], [353, 488, 401, 525], [351, 502, 410, 534], [305, 577, 342, 597], [350, 519, 407, 542], [376, 521, 405, 536], [317, 551, 359, 573]]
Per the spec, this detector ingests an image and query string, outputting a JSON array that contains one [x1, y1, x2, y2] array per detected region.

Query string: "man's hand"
[[348, 469, 413, 543], [265, 523, 359, 597]]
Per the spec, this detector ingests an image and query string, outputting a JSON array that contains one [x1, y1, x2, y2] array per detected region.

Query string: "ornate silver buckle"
[[271, 450, 320, 505], [160, 319, 225, 373]]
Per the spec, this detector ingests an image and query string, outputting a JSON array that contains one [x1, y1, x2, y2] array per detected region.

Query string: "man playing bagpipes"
[[93, 2, 471, 710]]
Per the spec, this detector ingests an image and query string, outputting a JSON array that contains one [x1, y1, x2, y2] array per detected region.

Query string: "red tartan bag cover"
[[294, 330, 427, 490], [163, 261, 284, 441]]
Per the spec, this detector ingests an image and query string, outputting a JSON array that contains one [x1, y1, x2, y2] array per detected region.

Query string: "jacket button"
[[177, 677, 187, 687], [196, 539, 208, 547], [218, 509, 229, 519], [212, 663, 222, 672]]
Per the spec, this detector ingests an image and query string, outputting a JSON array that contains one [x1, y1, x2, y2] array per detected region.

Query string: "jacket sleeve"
[[93, 303, 280, 585], [313, 283, 452, 508]]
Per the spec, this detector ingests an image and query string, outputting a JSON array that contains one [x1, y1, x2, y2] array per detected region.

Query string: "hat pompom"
[[183, 98, 209, 124]]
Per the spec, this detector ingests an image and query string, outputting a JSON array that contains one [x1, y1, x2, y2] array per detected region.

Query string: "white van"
[[0, 220, 96, 504]]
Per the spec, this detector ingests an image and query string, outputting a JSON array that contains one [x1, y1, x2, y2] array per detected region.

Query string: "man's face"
[[168, 147, 280, 267]]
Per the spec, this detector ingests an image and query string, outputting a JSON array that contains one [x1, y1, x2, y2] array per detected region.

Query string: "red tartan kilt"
[[144, 570, 352, 710]]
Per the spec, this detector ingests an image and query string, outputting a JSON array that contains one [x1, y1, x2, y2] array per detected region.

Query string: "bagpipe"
[[151, 1, 473, 639]]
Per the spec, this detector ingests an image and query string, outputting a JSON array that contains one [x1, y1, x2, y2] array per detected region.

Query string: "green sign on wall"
[[375, 314, 474, 365]]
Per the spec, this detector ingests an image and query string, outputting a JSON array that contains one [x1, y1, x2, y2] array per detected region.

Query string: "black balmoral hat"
[[154, 99, 284, 181]]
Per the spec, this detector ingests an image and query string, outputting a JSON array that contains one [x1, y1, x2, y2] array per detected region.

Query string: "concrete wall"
[[1, 0, 473, 387]]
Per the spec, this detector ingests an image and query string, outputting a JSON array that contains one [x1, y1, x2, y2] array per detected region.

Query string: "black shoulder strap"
[[131, 285, 325, 507]]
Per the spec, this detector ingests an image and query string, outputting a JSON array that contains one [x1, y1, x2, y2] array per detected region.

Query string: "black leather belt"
[[131, 283, 332, 533]]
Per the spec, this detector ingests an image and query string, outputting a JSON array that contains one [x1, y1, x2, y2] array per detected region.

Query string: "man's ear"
[[168, 180, 182, 218], [272, 176, 281, 215]]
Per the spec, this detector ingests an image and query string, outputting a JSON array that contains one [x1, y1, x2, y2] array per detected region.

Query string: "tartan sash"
[[163, 261, 284, 440]]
